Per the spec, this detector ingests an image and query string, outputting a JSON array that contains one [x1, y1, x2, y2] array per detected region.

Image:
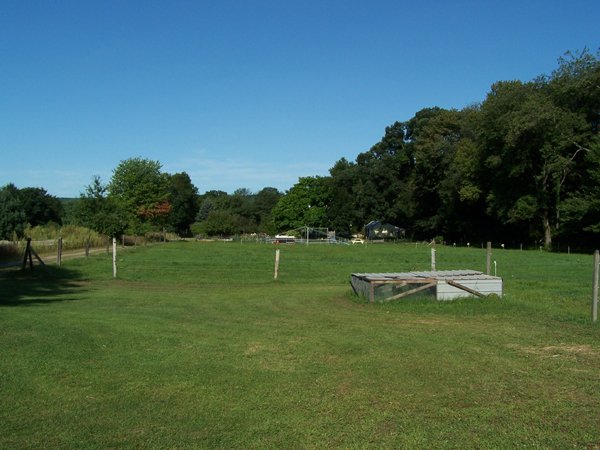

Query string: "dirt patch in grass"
[[542, 344, 597, 356], [507, 343, 599, 358]]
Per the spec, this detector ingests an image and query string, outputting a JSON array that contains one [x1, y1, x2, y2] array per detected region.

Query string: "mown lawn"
[[1, 242, 599, 448]]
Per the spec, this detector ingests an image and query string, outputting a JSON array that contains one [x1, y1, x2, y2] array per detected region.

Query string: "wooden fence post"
[[113, 237, 117, 278], [274, 249, 280, 280], [85, 238, 90, 257], [57, 237, 63, 266], [431, 248, 436, 271], [486, 241, 492, 275], [22, 238, 33, 271], [593, 250, 599, 323]]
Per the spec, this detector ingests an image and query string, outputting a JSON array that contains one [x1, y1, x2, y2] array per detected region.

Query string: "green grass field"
[[1, 242, 599, 448]]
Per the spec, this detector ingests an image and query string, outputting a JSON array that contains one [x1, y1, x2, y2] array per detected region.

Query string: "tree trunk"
[[542, 209, 553, 250]]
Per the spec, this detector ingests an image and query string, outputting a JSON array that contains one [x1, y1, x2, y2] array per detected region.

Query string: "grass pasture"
[[1, 242, 599, 448]]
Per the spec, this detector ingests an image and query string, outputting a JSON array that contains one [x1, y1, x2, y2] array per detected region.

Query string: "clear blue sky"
[[1, 0, 598, 197]]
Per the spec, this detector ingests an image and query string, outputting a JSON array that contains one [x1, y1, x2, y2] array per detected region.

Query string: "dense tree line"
[[0, 157, 281, 240], [272, 49, 600, 250], [193, 187, 281, 237], [70, 159, 280, 238], [67, 158, 196, 238], [0, 184, 63, 239], [2, 50, 597, 249]]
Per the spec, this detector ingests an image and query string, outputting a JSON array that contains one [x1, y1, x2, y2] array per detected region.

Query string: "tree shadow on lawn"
[[0, 265, 88, 307]]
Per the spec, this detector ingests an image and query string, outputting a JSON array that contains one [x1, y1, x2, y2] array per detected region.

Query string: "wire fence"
[[0, 233, 178, 269]]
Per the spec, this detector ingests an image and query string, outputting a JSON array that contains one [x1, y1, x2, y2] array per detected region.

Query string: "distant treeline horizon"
[[2, 49, 599, 251]]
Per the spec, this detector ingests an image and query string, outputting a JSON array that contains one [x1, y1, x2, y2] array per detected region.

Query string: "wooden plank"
[[386, 282, 437, 300], [372, 278, 435, 285], [447, 280, 486, 298], [30, 247, 46, 267]]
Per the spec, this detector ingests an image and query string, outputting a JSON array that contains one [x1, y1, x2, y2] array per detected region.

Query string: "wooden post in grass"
[[22, 238, 45, 271], [274, 249, 280, 280], [22, 238, 33, 271], [431, 247, 436, 271], [57, 237, 63, 266], [112, 237, 117, 278], [85, 237, 90, 257], [486, 242, 492, 275], [593, 250, 599, 322]]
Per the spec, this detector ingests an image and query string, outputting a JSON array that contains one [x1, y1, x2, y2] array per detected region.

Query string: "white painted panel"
[[436, 279, 502, 300]]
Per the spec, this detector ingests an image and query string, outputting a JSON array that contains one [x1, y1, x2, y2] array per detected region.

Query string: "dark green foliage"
[[167, 172, 199, 236], [270, 49, 600, 249], [0, 183, 26, 240], [253, 187, 282, 234], [108, 158, 171, 234], [325, 158, 361, 237], [192, 187, 282, 236], [0, 184, 63, 239], [354, 121, 413, 227], [18, 187, 63, 226], [271, 176, 329, 231], [72, 176, 127, 238], [194, 209, 239, 236]]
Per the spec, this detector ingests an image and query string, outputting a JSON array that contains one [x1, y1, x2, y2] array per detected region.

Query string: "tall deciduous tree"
[[406, 107, 486, 241], [551, 49, 600, 246], [18, 187, 63, 226], [353, 121, 413, 227], [108, 158, 170, 234], [230, 188, 256, 232], [252, 187, 282, 234], [271, 176, 329, 232], [405, 107, 455, 236], [0, 183, 26, 240], [74, 176, 127, 238], [479, 78, 589, 248], [326, 158, 360, 237], [167, 172, 199, 236]]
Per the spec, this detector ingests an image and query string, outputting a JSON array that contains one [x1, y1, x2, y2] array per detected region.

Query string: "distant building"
[[364, 220, 405, 240]]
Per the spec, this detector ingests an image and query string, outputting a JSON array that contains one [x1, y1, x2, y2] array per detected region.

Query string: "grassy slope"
[[1, 242, 599, 448]]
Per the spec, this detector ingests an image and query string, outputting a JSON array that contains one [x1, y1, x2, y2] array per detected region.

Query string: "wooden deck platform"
[[350, 270, 503, 302]]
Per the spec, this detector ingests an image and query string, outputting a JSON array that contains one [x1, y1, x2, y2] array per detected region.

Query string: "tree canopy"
[[107, 158, 171, 234], [167, 172, 199, 236], [0, 183, 63, 240], [271, 48, 600, 249], [0, 184, 26, 240], [72, 176, 127, 238]]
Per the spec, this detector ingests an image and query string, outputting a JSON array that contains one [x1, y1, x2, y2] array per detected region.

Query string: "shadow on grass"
[[0, 265, 88, 307]]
